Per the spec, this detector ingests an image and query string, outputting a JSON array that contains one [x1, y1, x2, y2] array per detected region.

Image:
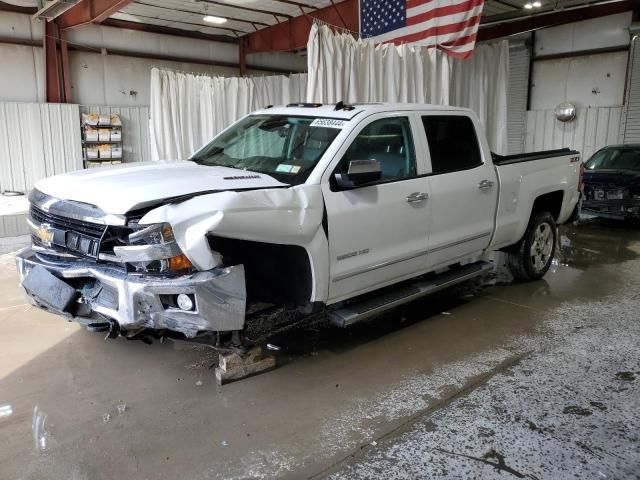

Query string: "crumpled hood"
[[34, 161, 288, 214]]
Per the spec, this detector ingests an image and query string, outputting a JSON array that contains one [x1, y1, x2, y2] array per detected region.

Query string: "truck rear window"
[[421, 116, 482, 174]]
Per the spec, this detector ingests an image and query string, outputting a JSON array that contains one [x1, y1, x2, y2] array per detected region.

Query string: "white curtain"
[[306, 24, 508, 154], [306, 24, 452, 105], [451, 42, 509, 156], [150, 69, 308, 160]]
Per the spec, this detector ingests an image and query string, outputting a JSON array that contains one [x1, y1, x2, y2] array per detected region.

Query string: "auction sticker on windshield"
[[276, 164, 293, 173], [310, 118, 346, 129]]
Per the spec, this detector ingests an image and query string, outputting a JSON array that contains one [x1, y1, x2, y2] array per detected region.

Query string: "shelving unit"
[[81, 113, 123, 168]]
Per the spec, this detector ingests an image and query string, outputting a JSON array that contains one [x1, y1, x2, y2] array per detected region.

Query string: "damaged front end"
[[16, 190, 246, 338]]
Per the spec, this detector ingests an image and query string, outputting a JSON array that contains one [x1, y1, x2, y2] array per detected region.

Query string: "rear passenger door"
[[419, 114, 498, 270]]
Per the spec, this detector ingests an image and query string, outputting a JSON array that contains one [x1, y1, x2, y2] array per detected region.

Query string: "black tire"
[[507, 212, 557, 282]]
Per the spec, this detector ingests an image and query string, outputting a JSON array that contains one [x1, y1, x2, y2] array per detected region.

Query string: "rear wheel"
[[507, 212, 557, 281]]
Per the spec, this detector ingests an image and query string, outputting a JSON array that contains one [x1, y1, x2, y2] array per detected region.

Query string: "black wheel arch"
[[207, 235, 313, 307]]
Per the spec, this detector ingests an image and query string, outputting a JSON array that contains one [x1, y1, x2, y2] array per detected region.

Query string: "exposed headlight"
[[129, 223, 172, 243], [112, 223, 192, 273]]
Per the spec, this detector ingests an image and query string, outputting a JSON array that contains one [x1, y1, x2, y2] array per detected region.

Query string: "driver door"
[[322, 114, 431, 302]]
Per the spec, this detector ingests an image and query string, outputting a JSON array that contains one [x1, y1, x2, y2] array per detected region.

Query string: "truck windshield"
[[586, 148, 640, 171], [190, 115, 342, 185]]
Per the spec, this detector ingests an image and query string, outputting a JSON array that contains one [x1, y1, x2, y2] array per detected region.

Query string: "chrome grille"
[[30, 204, 107, 258], [30, 205, 106, 239]]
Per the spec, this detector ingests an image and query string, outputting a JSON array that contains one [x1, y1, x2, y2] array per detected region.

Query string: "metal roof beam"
[[270, 0, 319, 10], [489, 0, 520, 10], [196, 0, 293, 21], [131, 1, 270, 28], [101, 18, 237, 43], [0, 0, 36, 14], [478, 0, 640, 40], [58, 0, 136, 29], [112, 12, 245, 35], [244, 0, 358, 53]]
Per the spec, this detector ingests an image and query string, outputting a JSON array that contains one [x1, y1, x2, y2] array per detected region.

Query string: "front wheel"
[[507, 212, 557, 281]]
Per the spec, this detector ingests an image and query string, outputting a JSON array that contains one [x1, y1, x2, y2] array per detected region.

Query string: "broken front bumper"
[[15, 247, 246, 337]]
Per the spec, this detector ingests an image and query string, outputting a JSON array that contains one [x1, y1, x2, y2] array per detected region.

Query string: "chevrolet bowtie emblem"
[[36, 224, 54, 245]]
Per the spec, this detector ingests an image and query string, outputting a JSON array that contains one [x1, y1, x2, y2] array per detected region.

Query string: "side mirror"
[[334, 159, 382, 189]]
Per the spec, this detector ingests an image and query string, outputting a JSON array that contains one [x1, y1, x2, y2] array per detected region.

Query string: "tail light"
[[578, 161, 585, 193]]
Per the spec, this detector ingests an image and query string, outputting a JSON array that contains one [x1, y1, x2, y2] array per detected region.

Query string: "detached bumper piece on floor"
[[15, 247, 246, 339], [215, 346, 276, 385]]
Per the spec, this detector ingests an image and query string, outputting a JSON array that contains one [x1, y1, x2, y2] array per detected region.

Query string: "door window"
[[335, 117, 416, 181], [421, 116, 482, 174]]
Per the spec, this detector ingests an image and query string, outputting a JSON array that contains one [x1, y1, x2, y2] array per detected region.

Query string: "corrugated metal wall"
[[0, 214, 28, 238], [507, 39, 530, 154], [80, 105, 151, 163], [525, 106, 624, 159], [0, 102, 83, 193], [623, 35, 640, 143]]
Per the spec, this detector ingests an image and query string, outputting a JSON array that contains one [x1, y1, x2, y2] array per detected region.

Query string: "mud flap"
[[22, 265, 77, 314]]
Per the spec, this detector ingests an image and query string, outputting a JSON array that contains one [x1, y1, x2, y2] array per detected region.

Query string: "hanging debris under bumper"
[[15, 247, 246, 338]]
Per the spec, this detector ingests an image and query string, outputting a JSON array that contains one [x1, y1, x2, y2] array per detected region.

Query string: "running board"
[[328, 261, 493, 328]]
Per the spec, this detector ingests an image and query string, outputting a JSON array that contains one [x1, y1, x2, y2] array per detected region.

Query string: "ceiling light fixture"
[[203, 15, 228, 25], [524, 1, 541, 8], [532, 1, 542, 6]]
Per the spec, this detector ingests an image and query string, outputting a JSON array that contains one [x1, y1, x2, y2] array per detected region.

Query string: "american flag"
[[360, 0, 485, 59]]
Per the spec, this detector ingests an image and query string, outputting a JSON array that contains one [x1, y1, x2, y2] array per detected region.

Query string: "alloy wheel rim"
[[530, 222, 553, 272]]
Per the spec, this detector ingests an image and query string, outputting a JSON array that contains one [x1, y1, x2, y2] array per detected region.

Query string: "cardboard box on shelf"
[[82, 112, 99, 126], [86, 146, 99, 159], [111, 145, 122, 158], [110, 114, 122, 126], [98, 128, 111, 141], [98, 144, 112, 159], [98, 114, 111, 126], [85, 126, 99, 142], [110, 129, 122, 141]]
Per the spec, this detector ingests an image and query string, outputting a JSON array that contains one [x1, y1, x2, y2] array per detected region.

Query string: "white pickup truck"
[[16, 103, 582, 343]]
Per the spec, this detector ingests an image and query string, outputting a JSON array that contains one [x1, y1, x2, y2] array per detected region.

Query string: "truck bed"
[[489, 148, 582, 251]]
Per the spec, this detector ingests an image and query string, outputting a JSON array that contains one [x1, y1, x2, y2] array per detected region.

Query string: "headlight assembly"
[[128, 223, 174, 245], [112, 223, 193, 273]]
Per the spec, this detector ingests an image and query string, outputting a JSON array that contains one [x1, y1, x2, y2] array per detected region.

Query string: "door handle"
[[407, 192, 428, 203], [478, 179, 495, 189]]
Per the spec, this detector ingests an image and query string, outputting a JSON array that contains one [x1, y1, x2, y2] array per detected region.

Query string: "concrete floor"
[[0, 220, 639, 479]]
